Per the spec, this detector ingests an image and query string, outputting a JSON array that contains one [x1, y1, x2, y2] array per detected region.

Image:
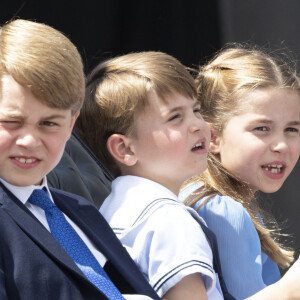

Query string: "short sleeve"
[[180, 183, 280, 299], [128, 203, 216, 297]]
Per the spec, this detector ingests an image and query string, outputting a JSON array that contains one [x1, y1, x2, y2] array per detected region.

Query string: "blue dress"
[[179, 183, 281, 300]]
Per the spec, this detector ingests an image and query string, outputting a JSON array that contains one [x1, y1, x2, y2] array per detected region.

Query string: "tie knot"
[[28, 188, 55, 211]]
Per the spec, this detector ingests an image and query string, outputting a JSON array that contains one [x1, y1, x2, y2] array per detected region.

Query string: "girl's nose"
[[270, 138, 289, 154]]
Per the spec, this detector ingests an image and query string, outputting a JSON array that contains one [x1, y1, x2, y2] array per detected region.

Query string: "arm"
[[246, 257, 300, 300], [201, 195, 300, 300], [198, 195, 273, 298], [142, 204, 216, 298], [162, 273, 208, 300]]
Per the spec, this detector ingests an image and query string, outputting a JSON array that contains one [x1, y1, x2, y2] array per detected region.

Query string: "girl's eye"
[[286, 127, 299, 133]]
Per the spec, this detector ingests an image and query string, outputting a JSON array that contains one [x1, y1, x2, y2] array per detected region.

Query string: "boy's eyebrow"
[[160, 104, 181, 116], [0, 111, 23, 118], [0, 112, 68, 120], [41, 114, 69, 120], [167, 106, 183, 113], [164, 99, 199, 113]]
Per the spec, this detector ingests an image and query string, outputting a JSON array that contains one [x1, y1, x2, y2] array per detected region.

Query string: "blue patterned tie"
[[28, 188, 124, 300]]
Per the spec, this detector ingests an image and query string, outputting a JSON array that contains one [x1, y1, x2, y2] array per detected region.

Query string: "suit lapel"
[[52, 189, 159, 299], [52, 189, 128, 263], [0, 185, 88, 283]]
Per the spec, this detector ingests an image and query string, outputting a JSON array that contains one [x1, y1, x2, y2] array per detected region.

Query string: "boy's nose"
[[16, 130, 41, 148], [189, 115, 209, 133]]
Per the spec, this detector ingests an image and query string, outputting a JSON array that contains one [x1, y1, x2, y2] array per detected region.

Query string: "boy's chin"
[[4, 176, 45, 187]]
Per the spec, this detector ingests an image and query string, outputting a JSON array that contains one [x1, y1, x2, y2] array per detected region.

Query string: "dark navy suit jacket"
[[0, 183, 160, 300]]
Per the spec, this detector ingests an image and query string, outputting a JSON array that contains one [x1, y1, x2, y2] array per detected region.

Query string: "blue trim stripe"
[[153, 260, 213, 292], [132, 198, 178, 226], [112, 228, 124, 235]]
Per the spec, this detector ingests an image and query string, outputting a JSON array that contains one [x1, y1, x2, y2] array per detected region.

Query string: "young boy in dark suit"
[[0, 19, 159, 300]]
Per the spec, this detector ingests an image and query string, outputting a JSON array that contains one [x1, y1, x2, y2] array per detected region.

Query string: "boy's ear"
[[71, 111, 80, 128], [209, 128, 222, 154], [67, 111, 80, 140], [107, 134, 137, 166]]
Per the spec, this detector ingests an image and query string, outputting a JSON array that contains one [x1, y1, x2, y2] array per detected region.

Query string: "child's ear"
[[67, 111, 80, 140], [209, 128, 222, 154], [107, 134, 137, 166]]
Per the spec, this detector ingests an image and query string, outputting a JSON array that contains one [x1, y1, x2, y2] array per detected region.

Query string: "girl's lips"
[[261, 163, 286, 179]]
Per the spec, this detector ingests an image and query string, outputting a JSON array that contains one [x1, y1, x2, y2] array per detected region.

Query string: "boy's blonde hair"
[[75, 51, 196, 176], [0, 19, 85, 115], [184, 44, 300, 268]]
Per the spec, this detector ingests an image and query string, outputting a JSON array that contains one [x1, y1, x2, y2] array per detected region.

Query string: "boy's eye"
[[0, 120, 22, 130], [168, 114, 180, 122], [193, 108, 202, 117], [41, 121, 58, 127], [255, 126, 269, 132]]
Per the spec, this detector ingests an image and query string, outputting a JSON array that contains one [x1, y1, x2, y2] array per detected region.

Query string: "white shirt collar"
[[0, 177, 50, 204], [101, 175, 179, 226], [111, 175, 177, 201]]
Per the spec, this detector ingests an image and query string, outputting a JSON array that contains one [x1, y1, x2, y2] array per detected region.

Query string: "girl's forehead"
[[223, 88, 300, 125], [238, 88, 298, 107]]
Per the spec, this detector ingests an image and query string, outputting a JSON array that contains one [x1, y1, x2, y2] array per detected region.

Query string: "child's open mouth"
[[262, 164, 284, 174], [192, 142, 204, 151]]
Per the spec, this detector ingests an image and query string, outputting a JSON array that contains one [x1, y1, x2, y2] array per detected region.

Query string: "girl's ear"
[[107, 134, 137, 166], [210, 128, 222, 154]]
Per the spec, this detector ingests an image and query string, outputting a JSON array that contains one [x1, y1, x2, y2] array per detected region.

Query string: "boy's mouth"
[[191, 142, 204, 151], [14, 157, 38, 164], [11, 156, 39, 166], [261, 164, 284, 174], [11, 156, 40, 169]]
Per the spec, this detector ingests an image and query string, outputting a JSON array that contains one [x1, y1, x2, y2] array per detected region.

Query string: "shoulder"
[[122, 196, 213, 261], [50, 187, 118, 241], [49, 187, 92, 203], [48, 133, 112, 208], [131, 202, 215, 297], [181, 183, 253, 232], [105, 179, 213, 254], [102, 176, 189, 226], [201, 194, 245, 217], [49, 187, 99, 214], [180, 183, 246, 218], [148, 200, 204, 229], [197, 195, 259, 244]]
